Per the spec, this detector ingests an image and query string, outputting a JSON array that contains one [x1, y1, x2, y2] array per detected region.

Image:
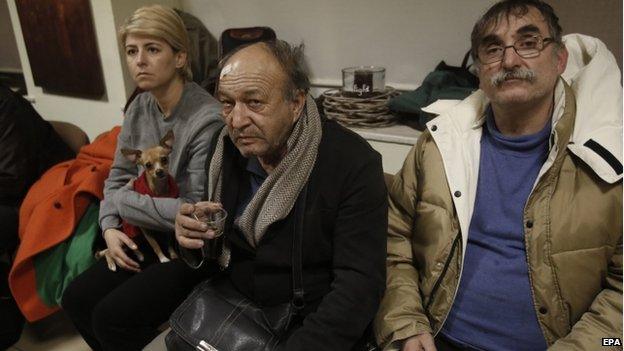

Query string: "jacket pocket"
[[551, 245, 613, 325]]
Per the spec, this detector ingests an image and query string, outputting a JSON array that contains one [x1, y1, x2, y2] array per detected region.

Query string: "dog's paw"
[[158, 256, 171, 263], [168, 248, 179, 260]]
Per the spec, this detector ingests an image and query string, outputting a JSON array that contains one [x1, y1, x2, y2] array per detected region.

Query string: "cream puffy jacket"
[[375, 34, 622, 350]]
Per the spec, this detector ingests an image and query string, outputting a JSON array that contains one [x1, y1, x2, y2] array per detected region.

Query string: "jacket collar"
[[422, 73, 568, 133], [422, 90, 488, 134], [423, 34, 622, 184], [562, 34, 622, 183]]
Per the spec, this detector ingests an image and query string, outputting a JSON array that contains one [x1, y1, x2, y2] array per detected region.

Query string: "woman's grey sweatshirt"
[[99, 82, 223, 233]]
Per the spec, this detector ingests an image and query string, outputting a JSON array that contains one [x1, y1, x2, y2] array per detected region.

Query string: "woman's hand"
[[402, 333, 437, 351], [101, 228, 143, 272], [175, 202, 222, 249]]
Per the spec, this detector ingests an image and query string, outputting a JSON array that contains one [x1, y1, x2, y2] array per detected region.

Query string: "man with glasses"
[[375, 0, 622, 350]]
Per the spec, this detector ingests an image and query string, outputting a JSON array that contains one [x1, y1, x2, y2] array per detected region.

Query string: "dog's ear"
[[160, 130, 174, 150], [121, 148, 142, 164]]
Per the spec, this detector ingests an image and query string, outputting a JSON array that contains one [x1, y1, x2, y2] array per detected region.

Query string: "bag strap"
[[291, 183, 308, 312]]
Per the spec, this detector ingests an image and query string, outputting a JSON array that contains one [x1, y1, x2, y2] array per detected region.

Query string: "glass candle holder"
[[342, 66, 386, 98]]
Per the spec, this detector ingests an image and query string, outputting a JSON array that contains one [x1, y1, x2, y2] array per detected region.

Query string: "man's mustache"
[[230, 129, 259, 140], [490, 68, 536, 86]]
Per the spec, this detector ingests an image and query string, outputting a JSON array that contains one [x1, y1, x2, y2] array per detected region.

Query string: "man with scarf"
[[174, 40, 388, 350], [375, 1, 622, 351]]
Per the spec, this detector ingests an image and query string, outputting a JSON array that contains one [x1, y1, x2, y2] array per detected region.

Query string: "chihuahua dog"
[[97, 130, 179, 270]]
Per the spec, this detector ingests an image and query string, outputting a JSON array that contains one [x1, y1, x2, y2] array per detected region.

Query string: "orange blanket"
[[10, 127, 120, 321]]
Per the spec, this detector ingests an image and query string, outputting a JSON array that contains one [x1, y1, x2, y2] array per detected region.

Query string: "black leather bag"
[[165, 277, 299, 351], [165, 187, 307, 351]]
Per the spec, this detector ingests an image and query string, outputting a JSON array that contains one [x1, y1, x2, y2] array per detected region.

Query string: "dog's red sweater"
[[122, 171, 179, 238]]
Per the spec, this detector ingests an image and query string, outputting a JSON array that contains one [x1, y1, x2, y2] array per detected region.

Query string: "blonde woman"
[[62, 6, 222, 350]]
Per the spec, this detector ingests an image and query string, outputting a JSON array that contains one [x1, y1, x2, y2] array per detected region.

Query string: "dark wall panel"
[[16, 0, 105, 99]]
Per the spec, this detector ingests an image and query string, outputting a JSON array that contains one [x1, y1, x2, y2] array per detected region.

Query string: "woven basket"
[[322, 87, 399, 128]]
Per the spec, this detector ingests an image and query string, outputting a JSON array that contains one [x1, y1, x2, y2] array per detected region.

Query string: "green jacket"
[[375, 34, 622, 351]]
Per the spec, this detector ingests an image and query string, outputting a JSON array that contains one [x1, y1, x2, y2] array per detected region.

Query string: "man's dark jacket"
[[199, 119, 388, 350], [0, 84, 74, 207], [0, 84, 74, 349]]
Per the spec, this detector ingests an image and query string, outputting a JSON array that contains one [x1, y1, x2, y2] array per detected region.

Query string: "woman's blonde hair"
[[118, 5, 192, 81]]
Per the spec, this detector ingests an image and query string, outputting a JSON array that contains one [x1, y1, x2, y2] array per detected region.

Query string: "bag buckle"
[[292, 289, 305, 311], [197, 340, 219, 351]]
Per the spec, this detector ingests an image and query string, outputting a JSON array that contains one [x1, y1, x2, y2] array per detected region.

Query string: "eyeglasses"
[[478, 35, 554, 64]]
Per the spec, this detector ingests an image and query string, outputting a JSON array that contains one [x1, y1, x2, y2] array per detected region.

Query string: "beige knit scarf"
[[208, 95, 322, 267]]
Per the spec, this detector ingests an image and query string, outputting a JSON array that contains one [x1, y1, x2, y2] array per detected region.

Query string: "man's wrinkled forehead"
[[218, 44, 285, 89], [220, 44, 279, 77], [481, 7, 549, 42]]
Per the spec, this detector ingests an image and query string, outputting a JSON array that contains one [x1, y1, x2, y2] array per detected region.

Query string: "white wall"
[[6, 0, 621, 142], [7, 0, 497, 140], [181, 0, 496, 90]]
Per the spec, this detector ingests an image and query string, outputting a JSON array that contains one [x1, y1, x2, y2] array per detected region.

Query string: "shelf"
[[348, 123, 422, 146]]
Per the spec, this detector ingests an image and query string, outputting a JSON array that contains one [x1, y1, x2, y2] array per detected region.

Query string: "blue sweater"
[[235, 156, 267, 219], [441, 112, 551, 350]]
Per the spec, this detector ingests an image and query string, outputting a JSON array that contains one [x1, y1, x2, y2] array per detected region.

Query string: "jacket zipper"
[[425, 233, 460, 313], [522, 164, 562, 345]]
